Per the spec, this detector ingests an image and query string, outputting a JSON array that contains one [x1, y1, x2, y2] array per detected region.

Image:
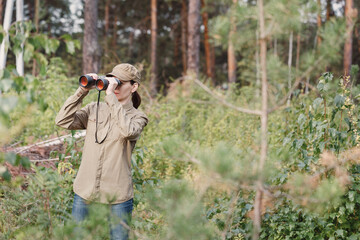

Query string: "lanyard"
[[95, 91, 105, 144]]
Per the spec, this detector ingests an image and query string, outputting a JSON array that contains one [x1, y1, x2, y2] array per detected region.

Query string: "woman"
[[55, 63, 148, 240]]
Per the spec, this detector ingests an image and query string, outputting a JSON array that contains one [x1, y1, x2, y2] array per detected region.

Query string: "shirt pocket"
[[87, 110, 110, 142]]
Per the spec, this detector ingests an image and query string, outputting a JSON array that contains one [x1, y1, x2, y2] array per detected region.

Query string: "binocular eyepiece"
[[79, 75, 122, 91]]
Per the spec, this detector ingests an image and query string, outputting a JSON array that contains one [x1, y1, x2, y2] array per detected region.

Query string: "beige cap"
[[107, 63, 141, 84]]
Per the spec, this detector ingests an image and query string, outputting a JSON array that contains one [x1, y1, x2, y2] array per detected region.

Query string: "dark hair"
[[130, 80, 141, 109]]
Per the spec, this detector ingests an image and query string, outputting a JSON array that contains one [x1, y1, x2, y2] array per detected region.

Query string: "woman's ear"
[[131, 83, 139, 93]]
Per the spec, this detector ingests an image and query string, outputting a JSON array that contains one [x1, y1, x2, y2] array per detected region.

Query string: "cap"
[[106, 63, 141, 84]]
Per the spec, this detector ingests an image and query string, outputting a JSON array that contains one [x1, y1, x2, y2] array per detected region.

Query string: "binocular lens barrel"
[[79, 75, 95, 88], [79, 75, 121, 91], [96, 78, 108, 91], [96, 78, 121, 91]]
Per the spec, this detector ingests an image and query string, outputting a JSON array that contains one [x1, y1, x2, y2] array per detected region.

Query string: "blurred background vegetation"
[[1, 0, 360, 239]]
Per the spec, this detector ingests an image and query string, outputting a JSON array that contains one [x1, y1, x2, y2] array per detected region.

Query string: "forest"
[[1, 0, 360, 239]]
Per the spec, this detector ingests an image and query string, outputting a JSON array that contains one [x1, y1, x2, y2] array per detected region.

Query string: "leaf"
[[24, 42, 34, 62], [348, 191, 355, 202], [1, 169, 11, 181], [65, 40, 75, 54], [334, 95, 345, 108], [0, 79, 14, 92], [5, 152, 22, 166], [312, 98, 323, 111], [335, 229, 344, 237], [0, 96, 18, 113], [345, 202, 354, 212], [295, 139, 304, 149], [60, 34, 72, 41]]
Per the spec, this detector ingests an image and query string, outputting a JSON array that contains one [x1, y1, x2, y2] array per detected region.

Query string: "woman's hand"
[[105, 77, 119, 95], [80, 73, 98, 92]]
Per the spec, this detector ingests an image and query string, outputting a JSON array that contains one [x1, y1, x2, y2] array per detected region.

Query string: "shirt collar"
[[123, 101, 133, 110]]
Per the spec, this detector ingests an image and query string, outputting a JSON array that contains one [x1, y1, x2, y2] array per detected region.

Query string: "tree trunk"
[[187, 0, 200, 77], [227, 0, 237, 84], [104, 0, 110, 36], [295, 33, 300, 72], [317, 0, 322, 46], [253, 0, 268, 238], [104, 0, 110, 64], [326, 0, 332, 21], [112, 14, 118, 48], [128, 30, 134, 59], [82, 0, 100, 74], [181, 0, 188, 74], [201, 0, 213, 80], [255, 30, 260, 98], [287, 31, 293, 106], [173, 25, 179, 66], [32, 0, 39, 76], [273, 38, 277, 56], [16, 0, 24, 76], [344, 0, 356, 79], [0, 0, 14, 70], [0, 0, 4, 24], [150, 0, 158, 97]]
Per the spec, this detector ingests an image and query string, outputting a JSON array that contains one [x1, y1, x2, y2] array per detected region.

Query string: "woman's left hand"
[[105, 77, 119, 95]]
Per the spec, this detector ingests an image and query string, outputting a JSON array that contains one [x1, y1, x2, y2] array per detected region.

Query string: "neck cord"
[[95, 91, 105, 144]]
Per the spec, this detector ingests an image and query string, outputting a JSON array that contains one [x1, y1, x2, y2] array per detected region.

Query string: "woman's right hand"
[[80, 73, 98, 92]]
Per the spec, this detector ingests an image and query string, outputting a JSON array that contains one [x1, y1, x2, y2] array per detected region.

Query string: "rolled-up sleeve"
[[55, 87, 91, 130], [104, 93, 148, 141]]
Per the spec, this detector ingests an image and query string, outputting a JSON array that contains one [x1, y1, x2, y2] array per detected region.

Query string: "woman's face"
[[113, 81, 138, 103]]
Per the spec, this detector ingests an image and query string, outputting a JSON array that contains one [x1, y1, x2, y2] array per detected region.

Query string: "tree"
[[317, 0, 322, 46], [252, 0, 268, 238], [201, 0, 214, 80], [181, 0, 188, 74], [228, 0, 237, 84], [0, 0, 14, 70], [82, 0, 100, 74], [150, 0, 158, 97], [344, 0, 357, 79], [187, 0, 200, 77], [0, 0, 4, 24], [16, 0, 24, 76]]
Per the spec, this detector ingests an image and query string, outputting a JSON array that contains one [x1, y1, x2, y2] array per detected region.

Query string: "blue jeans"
[[72, 193, 133, 240]]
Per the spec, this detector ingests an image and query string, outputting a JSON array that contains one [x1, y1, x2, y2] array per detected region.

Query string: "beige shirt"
[[55, 87, 148, 204]]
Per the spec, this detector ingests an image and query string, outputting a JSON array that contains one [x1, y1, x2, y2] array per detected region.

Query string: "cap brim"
[[106, 72, 132, 81]]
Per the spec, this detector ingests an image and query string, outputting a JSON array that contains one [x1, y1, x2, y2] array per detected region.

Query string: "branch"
[[14, 131, 86, 153], [118, 220, 150, 240], [268, 56, 324, 113], [30, 156, 71, 162], [194, 79, 262, 115], [221, 189, 241, 240]]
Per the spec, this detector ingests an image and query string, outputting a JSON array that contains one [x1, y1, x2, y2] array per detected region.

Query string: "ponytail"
[[132, 91, 141, 109]]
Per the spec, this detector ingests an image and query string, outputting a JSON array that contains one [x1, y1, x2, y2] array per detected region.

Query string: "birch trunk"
[[0, 0, 14, 70], [150, 0, 158, 97], [253, 0, 268, 238], [16, 0, 24, 76]]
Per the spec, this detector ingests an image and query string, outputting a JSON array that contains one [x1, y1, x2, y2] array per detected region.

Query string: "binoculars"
[[79, 75, 122, 91]]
